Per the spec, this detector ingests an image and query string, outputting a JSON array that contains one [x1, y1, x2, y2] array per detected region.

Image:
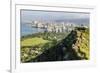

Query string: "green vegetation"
[[63, 27, 90, 60], [21, 32, 68, 62], [21, 27, 89, 62], [21, 37, 50, 47]]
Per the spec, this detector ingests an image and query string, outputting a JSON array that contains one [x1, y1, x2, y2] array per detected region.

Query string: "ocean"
[[21, 23, 45, 36]]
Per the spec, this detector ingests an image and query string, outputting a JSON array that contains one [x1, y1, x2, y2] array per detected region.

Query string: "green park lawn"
[[21, 37, 50, 47]]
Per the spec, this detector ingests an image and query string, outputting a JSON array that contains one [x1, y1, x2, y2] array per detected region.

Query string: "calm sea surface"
[[21, 23, 45, 36]]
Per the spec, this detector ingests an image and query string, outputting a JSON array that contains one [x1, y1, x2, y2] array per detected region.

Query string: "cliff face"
[[62, 27, 89, 60], [22, 27, 89, 62]]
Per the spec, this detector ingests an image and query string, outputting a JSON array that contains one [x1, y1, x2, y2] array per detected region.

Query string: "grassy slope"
[[63, 27, 89, 60], [21, 37, 52, 62], [21, 37, 50, 47], [30, 27, 89, 61], [75, 28, 89, 59], [21, 27, 89, 62], [21, 32, 68, 62]]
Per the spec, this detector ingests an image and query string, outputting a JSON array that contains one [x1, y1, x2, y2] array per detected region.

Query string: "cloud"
[[21, 10, 89, 23]]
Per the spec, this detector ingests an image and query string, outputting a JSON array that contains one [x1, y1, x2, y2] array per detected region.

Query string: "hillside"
[[21, 27, 89, 62], [21, 32, 68, 62], [62, 27, 89, 60]]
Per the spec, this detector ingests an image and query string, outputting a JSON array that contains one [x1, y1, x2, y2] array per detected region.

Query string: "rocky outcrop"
[[62, 27, 89, 60]]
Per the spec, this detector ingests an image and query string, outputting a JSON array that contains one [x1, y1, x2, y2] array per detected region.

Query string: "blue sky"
[[21, 10, 90, 24]]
